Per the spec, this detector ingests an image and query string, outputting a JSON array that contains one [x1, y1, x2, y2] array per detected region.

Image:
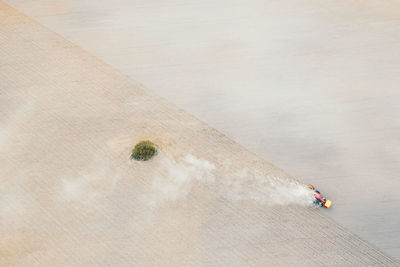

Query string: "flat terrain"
[[1, 2, 399, 266], [5, 0, 400, 258]]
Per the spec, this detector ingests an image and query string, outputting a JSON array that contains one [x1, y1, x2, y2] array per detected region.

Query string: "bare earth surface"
[[4, 0, 400, 259], [0, 2, 399, 266]]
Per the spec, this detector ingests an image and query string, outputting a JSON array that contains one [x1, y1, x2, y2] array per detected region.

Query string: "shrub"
[[130, 140, 157, 161]]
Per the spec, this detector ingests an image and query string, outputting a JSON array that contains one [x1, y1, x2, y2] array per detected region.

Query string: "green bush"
[[130, 140, 157, 161]]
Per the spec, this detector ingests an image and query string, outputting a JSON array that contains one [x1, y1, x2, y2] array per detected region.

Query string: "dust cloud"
[[221, 170, 315, 207], [150, 154, 216, 206], [58, 153, 121, 204], [150, 153, 315, 208]]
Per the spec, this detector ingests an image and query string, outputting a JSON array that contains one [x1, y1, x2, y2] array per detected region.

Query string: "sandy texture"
[[0, 2, 399, 266]]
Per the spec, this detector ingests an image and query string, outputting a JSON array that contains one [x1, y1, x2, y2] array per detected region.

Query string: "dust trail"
[[265, 176, 315, 206], [57, 152, 314, 208], [149, 154, 314, 208], [58, 153, 121, 205], [150, 153, 216, 206], [222, 169, 315, 206], [221, 169, 315, 207]]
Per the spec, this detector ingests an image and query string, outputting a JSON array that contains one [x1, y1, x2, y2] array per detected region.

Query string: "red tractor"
[[307, 185, 332, 208]]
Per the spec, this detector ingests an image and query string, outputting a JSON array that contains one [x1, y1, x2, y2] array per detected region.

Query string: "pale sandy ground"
[[4, 0, 400, 259], [1, 2, 399, 266]]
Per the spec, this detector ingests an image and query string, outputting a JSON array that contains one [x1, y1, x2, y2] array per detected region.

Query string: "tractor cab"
[[307, 185, 332, 209]]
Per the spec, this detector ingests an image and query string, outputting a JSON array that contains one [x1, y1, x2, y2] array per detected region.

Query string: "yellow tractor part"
[[324, 200, 332, 208]]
